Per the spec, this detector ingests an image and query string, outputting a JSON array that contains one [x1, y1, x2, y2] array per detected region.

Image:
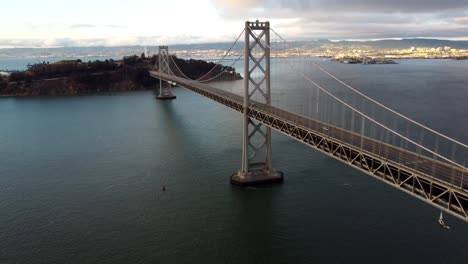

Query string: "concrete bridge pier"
[[231, 164, 284, 186], [231, 20, 283, 186]]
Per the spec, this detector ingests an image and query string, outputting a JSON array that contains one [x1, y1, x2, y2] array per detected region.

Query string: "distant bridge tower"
[[231, 20, 284, 186], [156, 45, 176, 100]]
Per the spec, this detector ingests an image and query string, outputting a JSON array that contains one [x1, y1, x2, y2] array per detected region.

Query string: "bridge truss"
[[151, 21, 468, 223]]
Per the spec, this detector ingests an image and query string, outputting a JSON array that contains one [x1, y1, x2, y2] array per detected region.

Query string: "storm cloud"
[[212, 0, 468, 39], [213, 0, 468, 12]]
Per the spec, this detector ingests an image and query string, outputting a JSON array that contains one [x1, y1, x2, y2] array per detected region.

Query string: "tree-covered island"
[[0, 54, 241, 97]]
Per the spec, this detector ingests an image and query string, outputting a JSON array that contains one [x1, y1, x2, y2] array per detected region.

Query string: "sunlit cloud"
[[70, 24, 96, 29], [1, 0, 467, 47]]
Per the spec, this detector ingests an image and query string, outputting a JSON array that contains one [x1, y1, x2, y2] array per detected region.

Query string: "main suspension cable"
[[167, 29, 245, 82], [270, 27, 468, 150], [251, 26, 465, 169]]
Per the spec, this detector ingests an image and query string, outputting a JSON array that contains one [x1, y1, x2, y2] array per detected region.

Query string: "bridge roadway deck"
[[151, 71, 468, 222]]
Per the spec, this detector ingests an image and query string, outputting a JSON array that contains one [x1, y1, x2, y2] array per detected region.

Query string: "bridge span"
[[151, 70, 468, 222], [149, 20, 467, 223]]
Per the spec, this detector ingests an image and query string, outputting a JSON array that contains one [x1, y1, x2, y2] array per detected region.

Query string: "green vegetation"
[[169, 57, 241, 81], [8, 57, 153, 84], [0, 54, 240, 97], [0, 75, 7, 90], [2, 56, 157, 96]]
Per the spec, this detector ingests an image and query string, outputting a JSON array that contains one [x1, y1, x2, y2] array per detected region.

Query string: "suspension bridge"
[[150, 21, 468, 223]]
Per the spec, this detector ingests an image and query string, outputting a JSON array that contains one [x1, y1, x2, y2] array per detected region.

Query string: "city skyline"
[[1, 0, 468, 48]]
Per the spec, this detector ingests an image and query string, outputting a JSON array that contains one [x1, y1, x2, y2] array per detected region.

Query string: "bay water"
[[0, 58, 467, 263]]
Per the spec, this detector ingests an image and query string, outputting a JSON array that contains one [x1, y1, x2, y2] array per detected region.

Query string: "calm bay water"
[[0, 58, 467, 263]]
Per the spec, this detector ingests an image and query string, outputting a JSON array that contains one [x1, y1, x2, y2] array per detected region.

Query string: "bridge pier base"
[[156, 94, 176, 100], [231, 169, 283, 186]]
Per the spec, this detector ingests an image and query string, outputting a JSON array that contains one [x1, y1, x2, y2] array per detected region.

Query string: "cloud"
[[0, 37, 143, 48], [0, 34, 233, 49], [211, 0, 468, 40], [289, 20, 468, 40], [287, 0, 468, 13], [452, 17, 468, 24], [106, 24, 124, 28], [70, 24, 125, 30], [212, 0, 261, 9], [70, 24, 96, 29], [213, 0, 468, 13]]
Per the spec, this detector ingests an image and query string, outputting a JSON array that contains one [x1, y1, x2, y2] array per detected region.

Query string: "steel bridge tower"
[[156, 45, 176, 100], [231, 20, 284, 186]]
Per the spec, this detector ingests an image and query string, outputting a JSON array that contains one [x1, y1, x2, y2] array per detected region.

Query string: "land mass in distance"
[[1, 38, 468, 61], [0, 54, 241, 97]]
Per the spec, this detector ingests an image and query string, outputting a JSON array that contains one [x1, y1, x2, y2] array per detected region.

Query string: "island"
[[331, 56, 397, 64], [0, 54, 241, 97]]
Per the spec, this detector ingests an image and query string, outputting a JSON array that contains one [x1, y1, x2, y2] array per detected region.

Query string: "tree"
[[123, 55, 138, 65], [0, 75, 6, 89]]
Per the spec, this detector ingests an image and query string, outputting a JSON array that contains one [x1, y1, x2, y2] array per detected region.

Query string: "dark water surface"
[[0, 59, 467, 263]]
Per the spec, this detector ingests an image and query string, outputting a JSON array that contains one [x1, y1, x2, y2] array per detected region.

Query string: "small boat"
[[438, 211, 450, 229]]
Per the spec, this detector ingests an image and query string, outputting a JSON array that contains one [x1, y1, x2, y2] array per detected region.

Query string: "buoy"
[[438, 211, 450, 229]]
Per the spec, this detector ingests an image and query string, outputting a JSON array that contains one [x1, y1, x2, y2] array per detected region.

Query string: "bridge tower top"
[[247, 20, 269, 30]]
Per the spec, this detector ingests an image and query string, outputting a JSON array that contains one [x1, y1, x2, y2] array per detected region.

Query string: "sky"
[[1, 0, 468, 48]]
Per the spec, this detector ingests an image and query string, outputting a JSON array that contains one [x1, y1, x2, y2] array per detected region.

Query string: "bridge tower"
[[231, 20, 284, 186], [156, 45, 176, 100]]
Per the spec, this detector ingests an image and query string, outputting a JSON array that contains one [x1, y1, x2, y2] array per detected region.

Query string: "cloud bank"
[[2, 0, 467, 48], [212, 0, 468, 40], [0, 35, 234, 49]]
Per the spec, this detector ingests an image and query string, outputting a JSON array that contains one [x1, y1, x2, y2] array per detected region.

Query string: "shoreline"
[[0, 55, 241, 98], [0, 88, 155, 98], [0, 54, 468, 72]]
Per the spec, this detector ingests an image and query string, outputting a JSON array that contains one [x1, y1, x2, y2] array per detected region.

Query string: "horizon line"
[[1, 37, 468, 50]]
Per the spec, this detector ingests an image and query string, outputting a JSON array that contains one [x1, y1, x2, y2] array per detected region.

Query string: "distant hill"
[[335, 39, 468, 49], [1, 38, 467, 59]]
